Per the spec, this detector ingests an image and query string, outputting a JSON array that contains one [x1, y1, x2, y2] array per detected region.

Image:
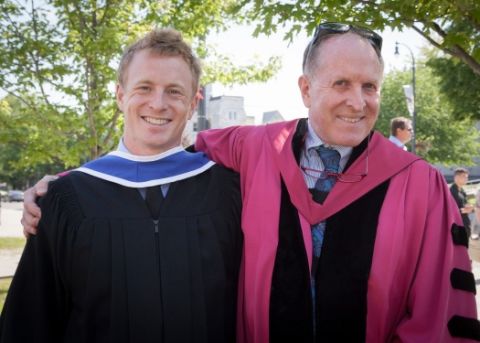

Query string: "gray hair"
[[302, 29, 384, 76]]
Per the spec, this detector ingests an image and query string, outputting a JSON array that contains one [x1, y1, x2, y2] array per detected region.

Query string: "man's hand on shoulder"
[[21, 175, 58, 237]]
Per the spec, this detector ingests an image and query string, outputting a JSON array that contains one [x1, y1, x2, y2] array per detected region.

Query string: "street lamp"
[[395, 41, 417, 154]]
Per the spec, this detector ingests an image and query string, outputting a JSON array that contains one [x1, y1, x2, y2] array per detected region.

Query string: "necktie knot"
[[315, 145, 340, 173], [312, 146, 340, 200]]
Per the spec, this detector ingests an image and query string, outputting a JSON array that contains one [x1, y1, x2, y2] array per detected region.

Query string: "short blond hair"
[[117, 28, 201, 92]]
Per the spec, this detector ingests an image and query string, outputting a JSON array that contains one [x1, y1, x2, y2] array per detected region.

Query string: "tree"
[[234, 0, 480, 75], [376, 66, 480, 166], [0, 96, 66, 189], [427, 56, 480, 119], [0, 0, 280, 169]]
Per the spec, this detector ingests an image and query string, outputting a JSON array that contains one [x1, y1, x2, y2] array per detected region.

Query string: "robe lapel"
[[266, 120, 422, 225]]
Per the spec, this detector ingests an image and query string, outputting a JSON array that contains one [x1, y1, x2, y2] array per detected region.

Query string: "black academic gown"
[[0, 165, 242, 343]]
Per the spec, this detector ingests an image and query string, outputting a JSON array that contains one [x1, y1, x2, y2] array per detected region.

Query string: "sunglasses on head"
[[310, 22, 383, 52]]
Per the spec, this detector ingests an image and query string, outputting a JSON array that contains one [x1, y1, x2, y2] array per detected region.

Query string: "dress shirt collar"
[[117, 138, 129, 153], [304, 120, 353, 171], [388, 135, 407, 150], [117, 138, 183, 156]]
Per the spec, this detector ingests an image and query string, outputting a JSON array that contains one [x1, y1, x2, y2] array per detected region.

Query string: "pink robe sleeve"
[[195, 126, 252, 172], [394, 168, 478, 342]]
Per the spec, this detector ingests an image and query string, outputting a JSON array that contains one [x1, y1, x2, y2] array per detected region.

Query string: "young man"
[[388, 116, 413, 151], [0, 29, 242, 343], [450, 168, 475, 239], [21, 23, 480, 342]]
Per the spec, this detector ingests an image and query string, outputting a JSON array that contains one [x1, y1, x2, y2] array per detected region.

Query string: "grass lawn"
[[0, 278, 12, 312], [0, 237, 25, 250]]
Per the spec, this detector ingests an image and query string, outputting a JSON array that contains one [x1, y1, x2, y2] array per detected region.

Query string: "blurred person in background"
[[472, 187, 480, 240], [450, 168, 475, 239], [388, 116, 413, 151]]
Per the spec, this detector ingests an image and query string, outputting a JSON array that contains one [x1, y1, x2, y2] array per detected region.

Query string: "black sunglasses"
[[311, 22, 383, 51]]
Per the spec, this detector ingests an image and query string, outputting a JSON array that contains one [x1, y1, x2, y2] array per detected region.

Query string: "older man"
[[21, 23, 480, 342], [1, 29, 242, 343], [195, 23, 479, 342]]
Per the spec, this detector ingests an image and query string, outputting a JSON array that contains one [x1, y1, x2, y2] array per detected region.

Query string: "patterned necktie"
[[311, 146, 340, 260], [145, 186, 163, 219], [310, 146, 341, 335]]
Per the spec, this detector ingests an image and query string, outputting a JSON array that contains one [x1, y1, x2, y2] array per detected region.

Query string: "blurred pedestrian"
[[472, 187, 480, 240], [450, 168, 475, 239], [388, 116, 412, 151]]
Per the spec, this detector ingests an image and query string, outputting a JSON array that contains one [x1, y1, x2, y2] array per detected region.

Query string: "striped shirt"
[[299, 121, 353, 189]]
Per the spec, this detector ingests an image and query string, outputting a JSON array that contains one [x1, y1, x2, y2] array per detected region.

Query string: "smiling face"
[[298, 33, 383, 147], [116, 49, 198, 155]]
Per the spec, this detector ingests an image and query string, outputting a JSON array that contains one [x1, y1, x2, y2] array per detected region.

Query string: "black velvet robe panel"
[[0, 165, 242, 343], [270, 119, 390, 342]]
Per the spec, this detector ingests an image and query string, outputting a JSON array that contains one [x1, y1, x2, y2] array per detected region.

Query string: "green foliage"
[[0, 0, 280, 181], [235, 0, 480, 75], [377, 66, 480, 166], [0, 95, 71, 188], [202, 53, 281, 85], [427, 57, 480, 120]]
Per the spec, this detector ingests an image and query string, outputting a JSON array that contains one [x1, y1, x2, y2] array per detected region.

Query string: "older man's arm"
[[195, 125, 254, 172], [21, 175, 58, 236]]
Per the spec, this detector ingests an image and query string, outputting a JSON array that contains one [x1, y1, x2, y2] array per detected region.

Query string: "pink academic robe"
[[196, 119, 478, 343]]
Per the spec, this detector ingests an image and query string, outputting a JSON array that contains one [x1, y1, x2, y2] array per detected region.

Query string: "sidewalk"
[[0, 203, 24, 238], [468, 239, 480, 312], [473, 260, 480, 313], [0, 202, 25, 278]]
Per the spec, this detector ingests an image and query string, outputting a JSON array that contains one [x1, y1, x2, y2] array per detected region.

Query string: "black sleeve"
[[0, 177, 81, 343], [185, 144, 196, 152], [450, 185, 463, 209]]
